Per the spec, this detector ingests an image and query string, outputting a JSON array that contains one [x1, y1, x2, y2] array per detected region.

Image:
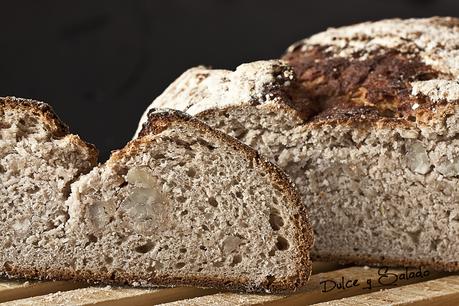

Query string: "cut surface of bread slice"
[[137, 17, 459, 271], [1, 98, 312, 292], [0, 97, 98, 279], [63, 109, 312, 292]]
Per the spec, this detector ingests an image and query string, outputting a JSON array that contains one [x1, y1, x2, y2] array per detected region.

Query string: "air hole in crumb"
[[230, 254, 242, 267], [28, 186, 39, 194], [87, 234, 98, 243], [202, 224, 209, 231], [268, 248, 276, 256], [208, 197, 218, 207], [181, 210, 188, 215], [186, 168, 196, 178], [381, 109, 396, 118], [175, 262, 186, 269], [100, 267, 108, 273], [200, 245, 207, 251], [266, 275, 276, 287], [46, 221, 56, 230], [197, 137, 216, 150], [276, 236, 289, 251], [104, 256, 113, 264], [0, 121, 11, 129], [235, 191, 243, 199], [269, 208, 284, 231], [154, 153, 166, 159], [119, 181, 128, 188], [407, 115, 416, 122], [116, 235, 127, 245], [135, 242, 154, 254], [179, 248, 187, 253], [3, 261, 12, 272], [177, 196, 186, 203], [0, 165, 5, 173]]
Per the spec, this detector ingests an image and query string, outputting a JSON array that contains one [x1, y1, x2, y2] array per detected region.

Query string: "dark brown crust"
[[282, 46, 441, 124], [1, 261, 306, 293], [123, 108, 313, 293], [0, 96, 98, 162], [0, 96, 70, 137]]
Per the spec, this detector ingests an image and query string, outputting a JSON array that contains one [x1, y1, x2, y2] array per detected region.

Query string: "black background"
[[0, 0, 457, 160]]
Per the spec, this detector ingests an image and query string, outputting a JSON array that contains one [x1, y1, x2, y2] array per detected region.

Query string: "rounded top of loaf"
[[288, 17, 459, 77], [283, 17, 459, 121], [134, 60, 297, 137]]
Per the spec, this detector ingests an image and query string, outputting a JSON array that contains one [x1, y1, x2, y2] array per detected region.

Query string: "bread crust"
[[139, 17, 459, 130], [0, 96, 98, 161], [1, 96, 69, 137]]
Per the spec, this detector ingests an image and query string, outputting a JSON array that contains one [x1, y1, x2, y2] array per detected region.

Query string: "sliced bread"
[[137, 17, 459, 271], [1, 99, 313, 292], [0, 97, 98, 279], [65, 109, 312, 292]]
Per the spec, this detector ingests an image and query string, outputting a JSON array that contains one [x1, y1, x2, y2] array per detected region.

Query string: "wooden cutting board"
[[0, 262, 458, 305]]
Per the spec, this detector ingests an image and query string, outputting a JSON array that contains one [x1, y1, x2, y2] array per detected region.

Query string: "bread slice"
[[0, 97, 98, 279], [1, 101, 313, 293], [136, 17, 459, 272], [65, 109, 312, 292]]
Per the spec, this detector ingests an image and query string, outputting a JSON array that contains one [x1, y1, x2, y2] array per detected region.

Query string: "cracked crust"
[[138, 17, 459, 133], [136, 17, 459, 273], [283, 16, 459, 125]]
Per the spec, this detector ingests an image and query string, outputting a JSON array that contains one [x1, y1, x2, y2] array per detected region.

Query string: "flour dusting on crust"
[[135, 60, 294, 137], [287, 17, 459, 103]]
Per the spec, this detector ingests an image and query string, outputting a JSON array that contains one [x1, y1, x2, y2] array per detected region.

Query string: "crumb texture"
[[0, 97, 97, 278], [141, 17, 459, 271], [66, 113, 312, 292], [1, 102, 311, 292]]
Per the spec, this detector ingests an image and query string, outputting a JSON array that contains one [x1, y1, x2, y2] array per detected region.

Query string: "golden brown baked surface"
[[282, 17, 459, 123]]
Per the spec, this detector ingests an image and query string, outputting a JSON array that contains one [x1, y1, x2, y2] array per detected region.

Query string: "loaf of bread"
[[138, 17, 459, 271], [1, 98, 313, 292]]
